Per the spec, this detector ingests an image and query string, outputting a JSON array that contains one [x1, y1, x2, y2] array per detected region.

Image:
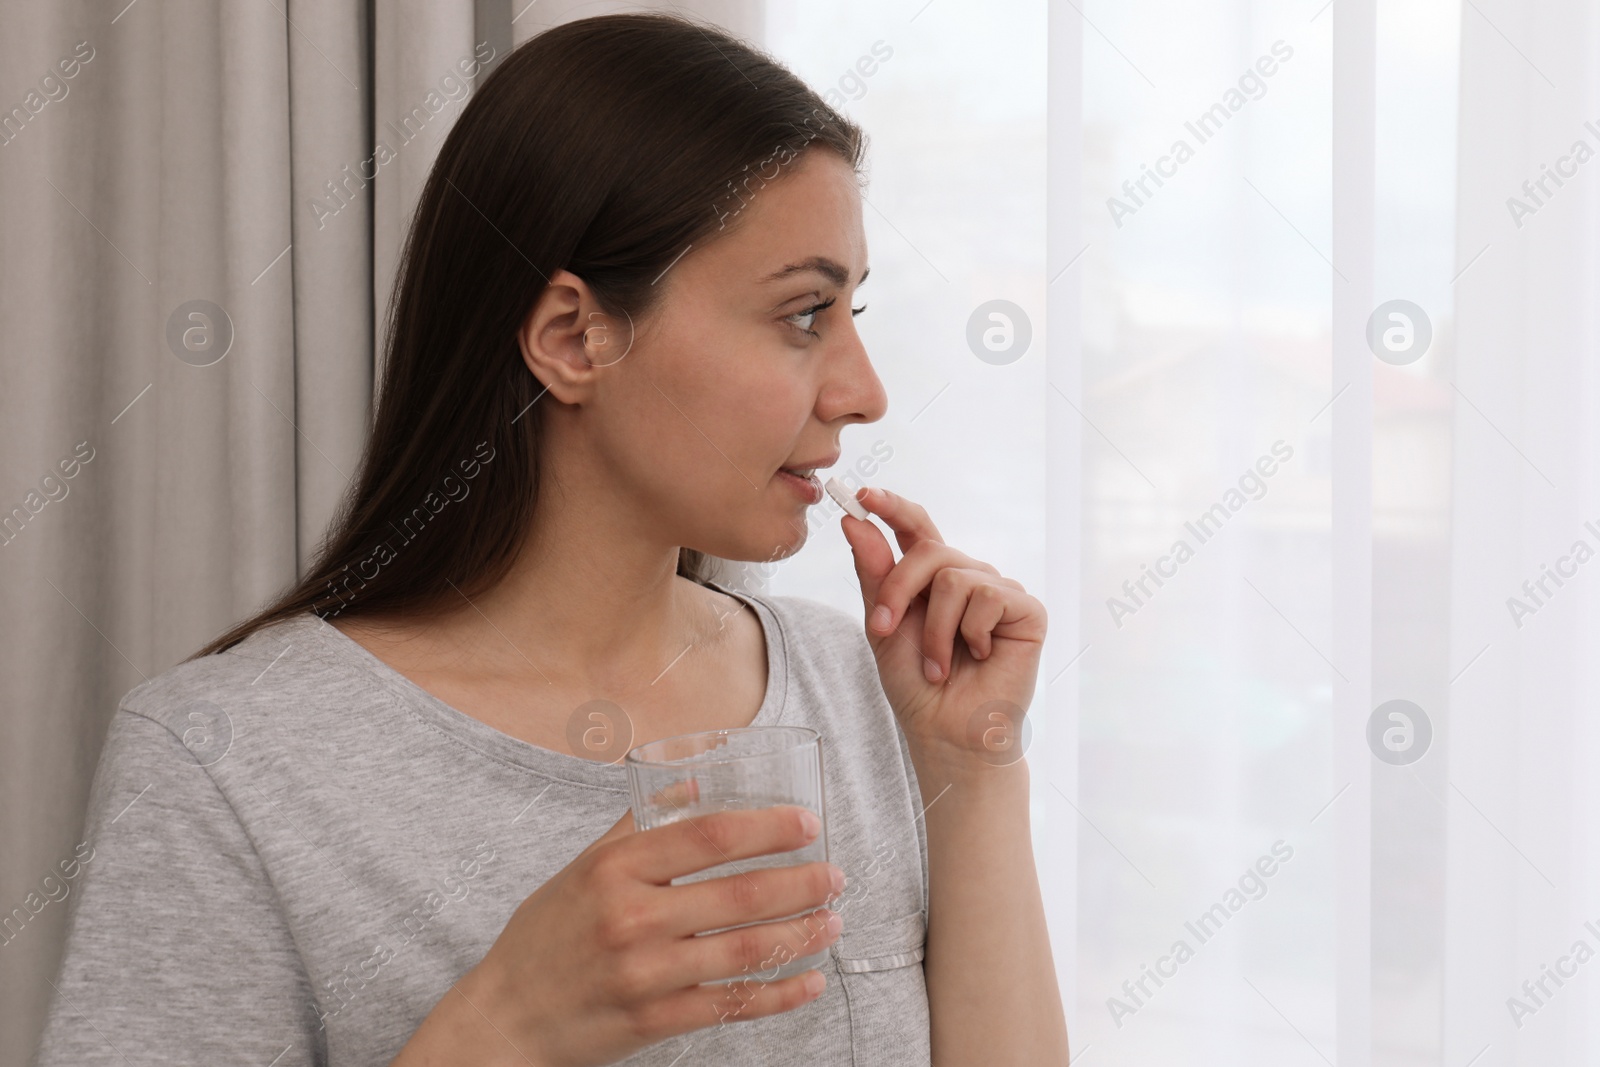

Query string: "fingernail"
[[799, 809, 822, 839], [826, 911, 843, 935], [872, 605, 891, 632], [829, 865, 847, 893], [924, 658, 941, 682], [804, 970, 826, 997]]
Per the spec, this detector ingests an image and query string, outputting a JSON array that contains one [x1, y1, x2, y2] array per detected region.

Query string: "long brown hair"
[[192, 12, 865, 658]]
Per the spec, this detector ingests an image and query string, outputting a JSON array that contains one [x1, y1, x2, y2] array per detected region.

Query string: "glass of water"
[[625, 726, 830, 985]]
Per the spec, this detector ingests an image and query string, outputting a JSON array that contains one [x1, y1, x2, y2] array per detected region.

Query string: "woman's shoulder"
[[720, 583, 893, 724], [756, 589, 878, 677], [719, 580, 868, 655], [114, 611, 367, 746], [761, 588, 864, 632]]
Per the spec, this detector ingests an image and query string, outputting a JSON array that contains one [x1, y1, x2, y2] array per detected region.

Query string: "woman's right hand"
[[397, 804, 844, 1067]]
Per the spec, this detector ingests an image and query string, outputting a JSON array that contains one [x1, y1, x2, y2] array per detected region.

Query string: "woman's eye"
[[785, 296, 837, 337], [783, 296, 865, 338]]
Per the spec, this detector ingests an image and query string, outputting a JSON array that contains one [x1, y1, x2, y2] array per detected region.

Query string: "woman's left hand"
[[839, 485, 1046, 765]]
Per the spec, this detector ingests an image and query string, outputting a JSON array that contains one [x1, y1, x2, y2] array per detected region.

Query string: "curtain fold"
[[1445, 1, 1600, 1060], [0, 4, 358, 1058], [287, 0, 381, 556]]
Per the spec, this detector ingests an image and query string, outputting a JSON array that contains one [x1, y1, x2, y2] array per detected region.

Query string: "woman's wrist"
[[390, 956, 539, 1067], [902, 729, 1031, 808]]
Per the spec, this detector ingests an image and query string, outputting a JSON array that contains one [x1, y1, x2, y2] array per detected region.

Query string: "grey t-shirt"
[[31, 581, 932, 1066]]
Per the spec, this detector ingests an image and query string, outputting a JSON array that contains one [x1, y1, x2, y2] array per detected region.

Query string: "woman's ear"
[[517, 269, 631, 404]]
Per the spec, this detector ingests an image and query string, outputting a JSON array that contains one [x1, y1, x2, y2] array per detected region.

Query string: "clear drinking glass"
[[625, 726, 830, 985]]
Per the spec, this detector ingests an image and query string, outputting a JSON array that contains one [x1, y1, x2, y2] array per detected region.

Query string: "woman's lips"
[[777, 467, 823, 504]]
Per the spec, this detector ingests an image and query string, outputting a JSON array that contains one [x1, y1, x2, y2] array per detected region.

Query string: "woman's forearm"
[[907, 742, 1070, 1065], [389, 964, 536, 1067]]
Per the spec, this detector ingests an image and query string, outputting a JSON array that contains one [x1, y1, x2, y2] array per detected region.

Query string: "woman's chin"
[[712, 518, 810, 566]]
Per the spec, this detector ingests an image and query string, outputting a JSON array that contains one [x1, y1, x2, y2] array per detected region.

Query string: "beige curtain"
[[0, 1, 759, 1062]]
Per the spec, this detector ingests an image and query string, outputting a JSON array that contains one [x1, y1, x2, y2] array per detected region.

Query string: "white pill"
[[825, 477, 870, 520]]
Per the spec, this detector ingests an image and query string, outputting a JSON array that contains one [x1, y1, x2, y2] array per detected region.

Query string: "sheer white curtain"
[[1445, 1, 1600, 1062], [767, 0, 1600, 1063]]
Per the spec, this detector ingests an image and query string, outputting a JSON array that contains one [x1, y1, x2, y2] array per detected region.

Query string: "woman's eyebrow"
[[761, 256, 870, 287]]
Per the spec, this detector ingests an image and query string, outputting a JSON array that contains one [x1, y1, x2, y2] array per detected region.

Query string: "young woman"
[[34, 13, 1067, 1066]]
